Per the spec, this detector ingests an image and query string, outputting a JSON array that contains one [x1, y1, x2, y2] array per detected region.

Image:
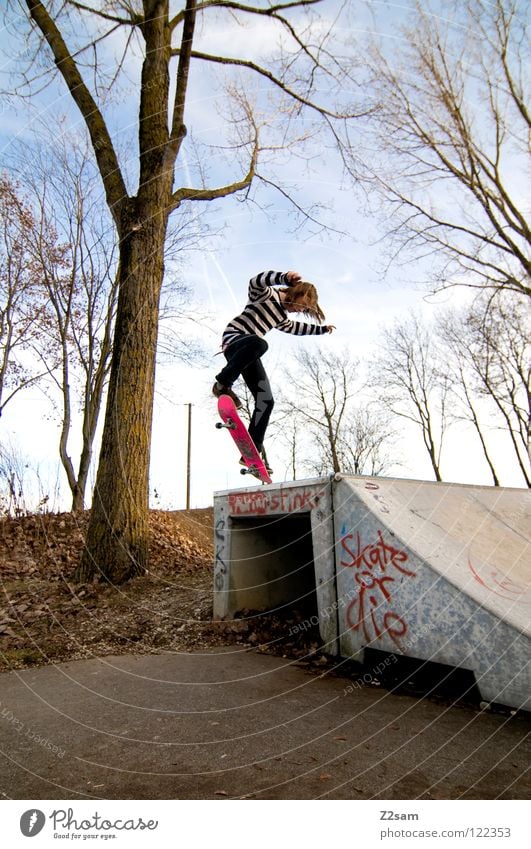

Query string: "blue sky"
[[0, 1, 527, 509]]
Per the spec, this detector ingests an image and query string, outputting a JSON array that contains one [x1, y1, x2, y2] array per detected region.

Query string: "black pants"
[[216, 335, 274, 452]]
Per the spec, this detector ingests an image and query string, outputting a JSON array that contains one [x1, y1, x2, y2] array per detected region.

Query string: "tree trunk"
[[74, 0, 181, 580], [422, 422, 442, 482], [75, 206, 167, 582], [73, 335, 115, 514], [466, 397, 500, 487]]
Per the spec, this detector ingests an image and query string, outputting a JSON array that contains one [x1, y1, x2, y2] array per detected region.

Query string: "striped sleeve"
[[248, 271, 288, 302], [277, 318, 329, 336]]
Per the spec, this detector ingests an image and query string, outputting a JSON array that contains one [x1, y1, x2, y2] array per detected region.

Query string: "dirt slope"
[[0, 509, 217, 671], [0, 508, 322, 673]]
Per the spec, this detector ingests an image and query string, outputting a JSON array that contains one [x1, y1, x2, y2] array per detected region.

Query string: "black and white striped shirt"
[[222, 270, 328, 349]]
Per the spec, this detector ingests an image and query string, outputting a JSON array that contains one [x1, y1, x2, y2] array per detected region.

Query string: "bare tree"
[[26, 127, 207, 513], [9, 133, 118, 512], [11, 0, 364, 582], [281, 348, 393, 476], [0, 439, 29, 517], [437, 308, 502, 486], [0, 175, 52, 416], [462, 295, 530, 486], [339, 407, 395, 477], [358, 0, 530, 299], [280, 415, 302, 481], [282, 348, 355, 474], [371, 313, 451, 482]]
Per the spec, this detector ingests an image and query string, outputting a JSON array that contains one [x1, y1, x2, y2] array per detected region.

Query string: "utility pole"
[[185, 403, 192, 510]]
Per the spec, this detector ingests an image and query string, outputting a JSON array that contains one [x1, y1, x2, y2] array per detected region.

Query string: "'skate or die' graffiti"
[[340, 529, 417, 647]]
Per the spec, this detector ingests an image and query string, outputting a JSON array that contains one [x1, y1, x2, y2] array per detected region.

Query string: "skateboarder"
[[212, 270, 335, 467]]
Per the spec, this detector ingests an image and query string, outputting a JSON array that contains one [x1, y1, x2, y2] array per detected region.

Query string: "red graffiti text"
[[341, 530, 416, 647], [228, 488, 323, 516]]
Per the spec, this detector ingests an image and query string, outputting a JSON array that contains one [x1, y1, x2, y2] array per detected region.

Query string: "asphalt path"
[[0, 649, 529, 800]]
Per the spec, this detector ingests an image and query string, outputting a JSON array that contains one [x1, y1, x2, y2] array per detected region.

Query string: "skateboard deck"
[[216, 395, 272, 484]]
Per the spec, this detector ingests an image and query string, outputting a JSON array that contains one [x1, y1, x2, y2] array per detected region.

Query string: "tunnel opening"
[[227, 512, 319, 621]]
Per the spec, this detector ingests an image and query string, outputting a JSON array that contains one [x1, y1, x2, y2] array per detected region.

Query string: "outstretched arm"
[[278, 319, 335, 336], [248, 270, 300, 300]]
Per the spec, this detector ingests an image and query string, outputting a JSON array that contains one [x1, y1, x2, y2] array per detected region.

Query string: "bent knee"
[[256, 337, 269, 357]]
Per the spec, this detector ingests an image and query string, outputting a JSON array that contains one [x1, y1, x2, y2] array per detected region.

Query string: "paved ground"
[[0, 648, 529, 800]]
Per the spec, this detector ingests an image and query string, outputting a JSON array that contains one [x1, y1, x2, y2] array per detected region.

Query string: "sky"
[[0, 0, 528, 511]]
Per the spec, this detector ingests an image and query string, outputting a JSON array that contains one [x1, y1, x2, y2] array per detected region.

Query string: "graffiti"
[[468, 558, 531, 605], [340, 529, 413, 575], [340, 529, 416, 647], [364, 481, 391, 513], [373, 494, 390, 514], [363, 481, 390, 513], [228, 488, 324, 516], [214, 516, 227, 592], [228, 491, 268, 515], [215, 517, 225, 545]]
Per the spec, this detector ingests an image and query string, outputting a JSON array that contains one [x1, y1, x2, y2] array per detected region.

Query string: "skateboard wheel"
[[215, 422, 223, 429]]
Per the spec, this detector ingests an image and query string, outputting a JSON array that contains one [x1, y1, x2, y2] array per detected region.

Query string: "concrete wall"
[[213, 479, 338, 651], [213, 475, 531, 710]]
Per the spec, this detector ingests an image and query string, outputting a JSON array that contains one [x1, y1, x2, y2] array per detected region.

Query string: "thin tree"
[[464, 295, 530, 486], [279, 414, 303, 481], [358, 0, 530, 300], [12, 0, 365, 582], [437, 308, 501, 486], [340, 408, 395, 477], [5, 128, 204, 511], [0, 440, 30, 517], [11, 133, 119, 512], [371, 313, 451, 482], [0, 175, 53, 417], [281, 348, 393, 476]]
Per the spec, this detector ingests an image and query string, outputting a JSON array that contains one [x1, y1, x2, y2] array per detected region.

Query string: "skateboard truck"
[[240, 464, 261, 478], [215, 420, 236, 430]]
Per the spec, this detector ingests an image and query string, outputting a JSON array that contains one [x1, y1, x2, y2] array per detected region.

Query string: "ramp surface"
[[333, 477, 531, 710], [214, 476, 531, 710]]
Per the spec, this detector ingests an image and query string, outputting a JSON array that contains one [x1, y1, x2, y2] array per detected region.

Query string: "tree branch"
[[171, 48, 360, 120], [171, 125, 258, 207], [24, 0, 128, 226], [197, 0, 322, 14], [65, 0, 142, 27], [170, 0, 197, 153]]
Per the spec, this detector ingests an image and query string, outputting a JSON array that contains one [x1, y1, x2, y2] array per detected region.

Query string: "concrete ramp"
[[213, 476, 531, 710], [333, 477, 531, 711]]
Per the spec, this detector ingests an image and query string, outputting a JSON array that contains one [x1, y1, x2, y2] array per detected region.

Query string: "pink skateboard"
[[216, 395, 272, 484]]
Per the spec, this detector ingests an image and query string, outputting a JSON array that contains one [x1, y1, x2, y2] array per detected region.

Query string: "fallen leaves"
[[0, 508, 336, 676], [0, 508, 216, 671]]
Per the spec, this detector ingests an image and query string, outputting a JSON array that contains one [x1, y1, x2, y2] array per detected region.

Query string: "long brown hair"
[[281, 281, 326, 323]]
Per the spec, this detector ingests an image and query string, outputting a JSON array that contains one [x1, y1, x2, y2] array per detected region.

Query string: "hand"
[[285, 271, 302, 285]]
